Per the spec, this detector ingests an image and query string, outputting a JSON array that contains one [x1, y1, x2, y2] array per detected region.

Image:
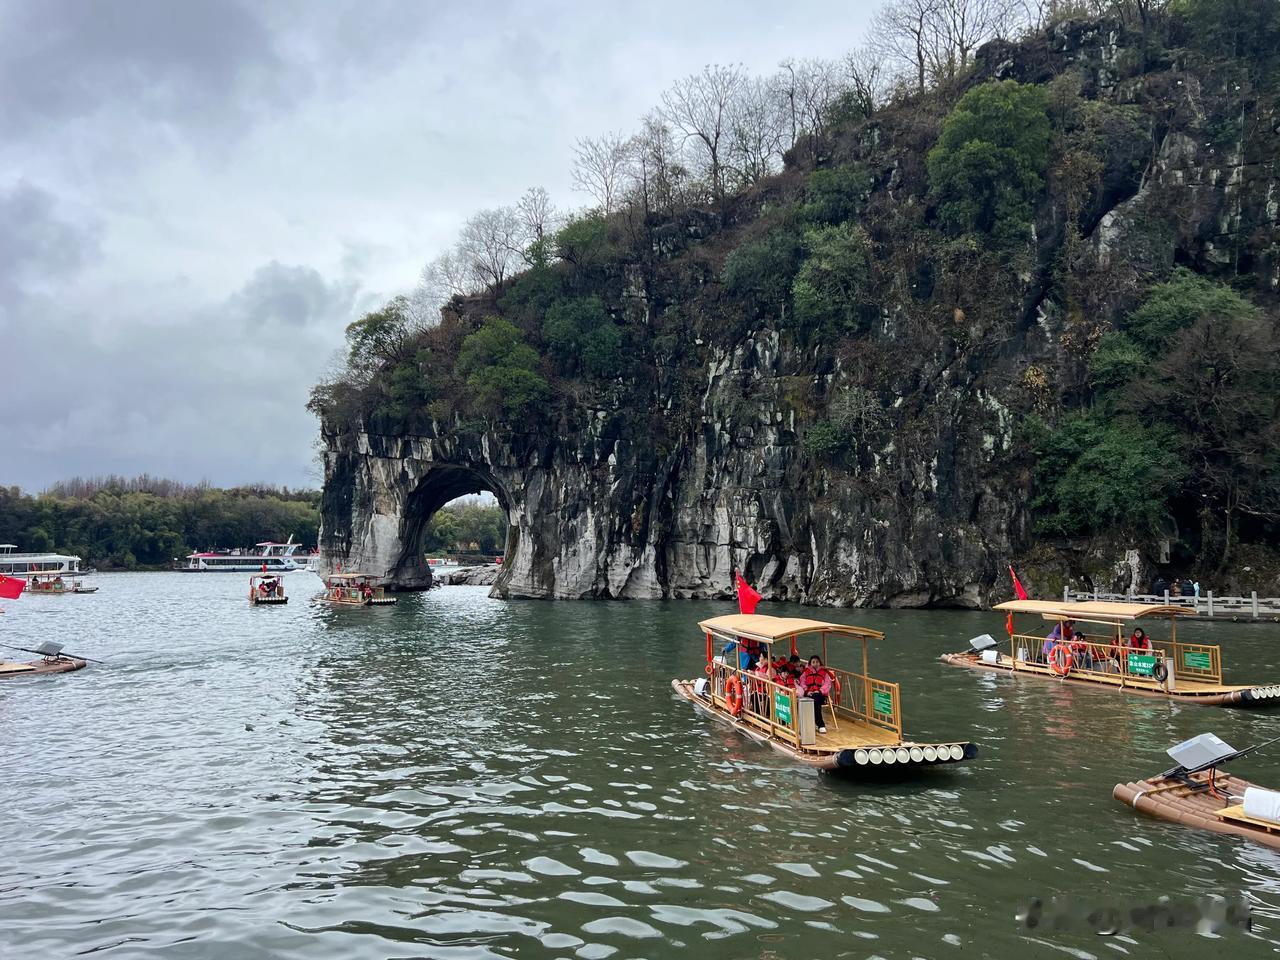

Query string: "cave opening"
[[395, 465, 515, 588]]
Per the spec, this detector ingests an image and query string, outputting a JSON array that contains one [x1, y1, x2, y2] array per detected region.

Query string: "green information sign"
[[1183, 650, 1212, 671], [1127, 653, 1157, 677], [773, 691, 792, 725], [872, 689, 894, 716]]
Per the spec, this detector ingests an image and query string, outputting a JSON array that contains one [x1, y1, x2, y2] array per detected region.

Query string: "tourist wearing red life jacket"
[[797, 656, 835, 734], [750, 653, 775, 714], [1129, 627, 1151, 651]]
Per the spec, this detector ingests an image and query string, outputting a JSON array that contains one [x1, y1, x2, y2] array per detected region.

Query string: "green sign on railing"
[[1183, 650, 1212, 671], [872, 689, 894, 716], [774, 691, 792, 725], [1127, 653, 1157, 676]]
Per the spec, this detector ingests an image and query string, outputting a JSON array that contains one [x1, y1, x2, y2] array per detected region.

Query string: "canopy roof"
[[327, 572, 376, 581], [698, 613, 884, 644], [994, 599, 1196, 623]]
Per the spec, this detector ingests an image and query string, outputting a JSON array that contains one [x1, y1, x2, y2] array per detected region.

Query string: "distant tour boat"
[[673, 614, 976, 773], [178, 537, 303, 572], [0, 544, 83, 577], [248, 574, 288, 605], [943, 600, 1280, 708], [319, 572, 397, 606]]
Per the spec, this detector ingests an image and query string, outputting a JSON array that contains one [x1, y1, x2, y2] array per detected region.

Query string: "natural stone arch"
[[394, 463, 514, 589]]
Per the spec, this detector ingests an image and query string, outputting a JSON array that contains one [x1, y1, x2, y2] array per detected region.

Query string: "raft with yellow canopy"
[[318, 573, 397, 606], [672, 614, 976, 773], [941, 600, 1280, 707]]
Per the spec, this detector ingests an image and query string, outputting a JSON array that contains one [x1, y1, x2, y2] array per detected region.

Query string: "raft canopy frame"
[[697, 614, 900, 745]]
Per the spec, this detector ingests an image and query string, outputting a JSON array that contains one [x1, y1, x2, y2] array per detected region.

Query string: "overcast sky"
[[1, 0, 875, 493]]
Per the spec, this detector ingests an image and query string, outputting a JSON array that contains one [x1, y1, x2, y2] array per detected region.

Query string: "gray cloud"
[[1, 260, 370, 489], [2, 0, 874, 491], [228, 262, 360, 329], [0, 0, 295, 137], [0, 180, 101, 304]]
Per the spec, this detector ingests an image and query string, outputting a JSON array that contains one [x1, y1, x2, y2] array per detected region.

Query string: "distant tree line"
[[0, 478, 320, 570], [421, 501, 506, 556]]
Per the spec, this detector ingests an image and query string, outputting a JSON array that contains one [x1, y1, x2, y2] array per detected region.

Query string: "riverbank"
[[437, 564, 501, 586]]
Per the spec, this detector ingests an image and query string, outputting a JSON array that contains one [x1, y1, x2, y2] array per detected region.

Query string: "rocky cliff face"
[[318, 16, 1278, 605], [320, 332, 1023, 604]]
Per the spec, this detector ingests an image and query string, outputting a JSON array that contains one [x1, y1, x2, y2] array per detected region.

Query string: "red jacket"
[[798, 666, 833, 697]]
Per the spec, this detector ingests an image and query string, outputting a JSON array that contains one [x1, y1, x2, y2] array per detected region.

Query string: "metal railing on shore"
[[1063, 587, 1280, 621]]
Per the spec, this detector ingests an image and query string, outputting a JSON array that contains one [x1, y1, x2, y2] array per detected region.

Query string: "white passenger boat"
[[0, 545, 84, 577], [177, 537, 304, 572]]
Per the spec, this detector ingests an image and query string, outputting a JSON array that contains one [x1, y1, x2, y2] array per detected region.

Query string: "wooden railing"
[[708, 660, 801, 745], [829, 667, 902, 738], [1010, 632, 1222, 685]]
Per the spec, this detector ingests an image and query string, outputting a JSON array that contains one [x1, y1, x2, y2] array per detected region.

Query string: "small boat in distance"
[[319, 573, 397, 606], [177, 537, 304, 572], [673, 614, 975, 773], [25, 573, 97, 595], [248, 574, 288, 605], [0, 544, 84, 577], [1114, 732, 1280, 850], [941, 600, 1280, 708], [0, 641, 88, 679]]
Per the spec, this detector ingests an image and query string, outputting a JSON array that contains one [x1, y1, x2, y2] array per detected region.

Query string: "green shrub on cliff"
[[1028, 413, 1185, 537], [927, 80, 1052, 242], [1179, 0, 1280, 79], [1123, 268, 1258, 348], [457, 317, 549, 422], [722, 225, 805, 310], [801, 163, 871, 225], [792, 223, 873, 335], [543, 296, 622, 378], [556, 212, 616, 272]]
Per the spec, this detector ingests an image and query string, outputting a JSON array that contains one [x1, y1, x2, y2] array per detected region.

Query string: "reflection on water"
[[2, 574, 1280, 957]]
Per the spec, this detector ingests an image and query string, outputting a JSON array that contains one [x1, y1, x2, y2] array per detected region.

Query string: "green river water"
[[3, 573, 1280, 959]]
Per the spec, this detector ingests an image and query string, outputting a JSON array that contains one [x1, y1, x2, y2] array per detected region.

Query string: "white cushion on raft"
[[1242, 787, 1280, 825]]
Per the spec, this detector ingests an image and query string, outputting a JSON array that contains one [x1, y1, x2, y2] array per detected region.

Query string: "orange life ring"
[[704, 663, 713, 676], [1050, 643, 1073, 677], [724, 675, 744, 716]]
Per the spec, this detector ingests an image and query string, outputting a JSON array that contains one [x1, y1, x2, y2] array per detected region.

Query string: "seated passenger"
[[1129, 627, 1151, 651], [750, 653, 774, 713], [797, 656, 835, 734], [1041, 619, 1073, 663], [1069, 630, 1095, 669]]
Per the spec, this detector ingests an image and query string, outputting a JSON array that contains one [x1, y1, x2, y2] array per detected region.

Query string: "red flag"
[[1009, 565, 1029, 601], [261, 562, 267, 573], [0, 574, 26, 600], [734, 570, 761, 615]]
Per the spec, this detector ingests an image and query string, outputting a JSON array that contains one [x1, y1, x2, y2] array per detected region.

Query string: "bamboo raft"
[[676, 614, 976, 774], [0, 655, 87, 679], [1114, 734, 1280, 850], [942, 600, 1280, 708], [249, 574, 288, 605], [319, 572, 397, 606]]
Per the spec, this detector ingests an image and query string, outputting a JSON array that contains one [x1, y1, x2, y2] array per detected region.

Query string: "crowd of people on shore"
[[1151, 575, 1200, 599]]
